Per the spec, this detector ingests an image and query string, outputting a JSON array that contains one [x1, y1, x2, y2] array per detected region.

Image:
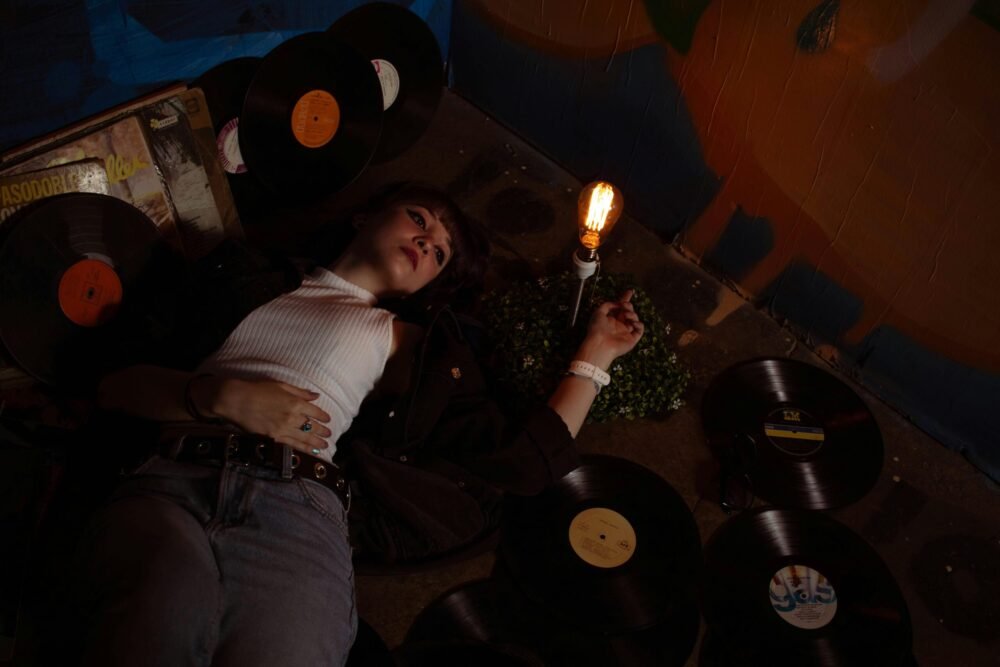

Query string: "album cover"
[[0, 159, 108, 224], [176, 87, 243, 243], [0, 115, 182, 251], [139, 94, 232, 258], [0, 83, 188, 165]]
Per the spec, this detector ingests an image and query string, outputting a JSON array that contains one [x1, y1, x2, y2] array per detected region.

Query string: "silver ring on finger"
[[300, 417, 313, 433]]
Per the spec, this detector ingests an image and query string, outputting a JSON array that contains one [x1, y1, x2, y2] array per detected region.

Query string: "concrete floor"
[[313, 92, 1000, 666], [5, 90, 997, 666]]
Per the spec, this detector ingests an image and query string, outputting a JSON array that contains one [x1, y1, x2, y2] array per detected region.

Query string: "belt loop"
[[281, 445, 294, 480]]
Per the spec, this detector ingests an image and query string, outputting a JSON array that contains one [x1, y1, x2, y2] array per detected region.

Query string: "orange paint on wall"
[[669, 0, 1000, 371], [466, 0, 660, 58]]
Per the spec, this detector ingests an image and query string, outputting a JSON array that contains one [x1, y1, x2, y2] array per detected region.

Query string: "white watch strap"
[[568, 360, 611, 387]]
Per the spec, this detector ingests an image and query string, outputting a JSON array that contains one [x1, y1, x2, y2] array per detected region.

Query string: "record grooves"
[[501, 455, 701, 634], [407, 577, 699, 667], [328, 2, 444, 162], [701, 507, 912, 666], [701, 357, 883, 509], [239, 32, 383, 199], [0, 194, 175, 388], [191, 57, 271, 217]]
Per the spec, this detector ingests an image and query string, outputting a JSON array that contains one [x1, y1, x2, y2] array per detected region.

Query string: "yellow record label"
[[290, 89, 340, 148], [568, 507, 636, 568]]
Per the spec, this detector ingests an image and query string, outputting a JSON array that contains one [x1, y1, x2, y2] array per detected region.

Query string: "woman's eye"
[[408, 209, 426, 229], [435, 248, 445, 265]]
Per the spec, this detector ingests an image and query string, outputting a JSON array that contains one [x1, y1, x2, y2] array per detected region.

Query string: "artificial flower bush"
[[483, 272, 689, 422]]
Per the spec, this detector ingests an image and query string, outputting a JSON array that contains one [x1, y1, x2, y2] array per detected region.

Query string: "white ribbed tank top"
[[197, 267, 395, 461]]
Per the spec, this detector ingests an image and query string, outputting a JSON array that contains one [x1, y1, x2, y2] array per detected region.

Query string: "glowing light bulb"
[[578, 181, 624, 251], [568, 180, 624, 327]]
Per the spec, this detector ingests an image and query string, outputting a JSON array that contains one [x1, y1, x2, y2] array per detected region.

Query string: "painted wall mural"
[[451, 0, 1000, 480], [0, 0, 453, 152]]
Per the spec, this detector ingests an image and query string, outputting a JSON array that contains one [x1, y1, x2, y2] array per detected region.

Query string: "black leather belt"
[[158, 424, 350, 510]]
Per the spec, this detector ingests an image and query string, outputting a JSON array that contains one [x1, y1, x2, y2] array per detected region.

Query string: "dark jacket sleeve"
[[344, 309, 580, 563]]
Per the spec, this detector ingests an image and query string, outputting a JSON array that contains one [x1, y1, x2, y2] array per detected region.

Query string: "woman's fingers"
[[276, 432, 331, 454], [276, 381, 320, 400]]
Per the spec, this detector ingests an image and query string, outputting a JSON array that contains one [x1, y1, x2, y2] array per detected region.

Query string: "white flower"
[[522, 355, 535, 369], [515, 322, 525, 332], [664, 323, 672, 335]]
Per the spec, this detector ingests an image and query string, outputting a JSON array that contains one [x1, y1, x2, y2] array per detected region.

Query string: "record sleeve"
[[191, 57, 275, 222]]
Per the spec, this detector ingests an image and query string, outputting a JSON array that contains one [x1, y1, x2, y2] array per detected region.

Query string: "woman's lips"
[[402, 247, 418, 270]]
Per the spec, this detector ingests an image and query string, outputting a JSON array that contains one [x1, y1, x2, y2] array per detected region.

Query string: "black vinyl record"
[[327, 2, 444, 162], [701, 357, 883, 510], [394, 639, 543, 667], [239, 32, 382, 200], [190, 57, 274, 219], [701, 507, 912, 667], [406, 577, 699, 667], [501, 455, 702, 634], [0, 193, 176, 388], [346, 617, 393, 667]]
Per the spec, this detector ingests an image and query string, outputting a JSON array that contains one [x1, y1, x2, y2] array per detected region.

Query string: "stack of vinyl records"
[[192, 2, 444, 219]]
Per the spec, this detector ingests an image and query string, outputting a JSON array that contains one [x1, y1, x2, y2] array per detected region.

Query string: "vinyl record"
[[0, 193, 176, 388], [394, 639, 543, 667], [701, 357, 883, 510], [406, 577, 699, 667], [327, 2, 444, 162], [501, 455, 701, 634], [698, 633, 921, 667], [701, 507, 912, 667], [346, 617, 393, 667], [191, 57, 274, 219], [239, 32, 382, 200]]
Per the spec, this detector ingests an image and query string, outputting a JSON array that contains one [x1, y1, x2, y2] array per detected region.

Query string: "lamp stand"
[[569, 247, 599, 327]]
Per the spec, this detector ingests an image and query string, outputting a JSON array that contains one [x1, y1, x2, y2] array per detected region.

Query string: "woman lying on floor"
[[74, 182, 644, 667]]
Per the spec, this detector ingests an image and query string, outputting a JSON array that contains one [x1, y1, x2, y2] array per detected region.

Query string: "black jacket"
[[135, 239, 580, 563]]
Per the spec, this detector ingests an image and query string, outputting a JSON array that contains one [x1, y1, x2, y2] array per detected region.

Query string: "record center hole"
[[600, 534, 606, 540], [313, 116, 319, 121], [86, 288, 95, 298]]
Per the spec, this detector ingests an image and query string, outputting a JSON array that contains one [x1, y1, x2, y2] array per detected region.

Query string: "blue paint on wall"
[[856, 326, 1000, 481], [449, 1, 718, 239], [703, 207, 774, 281], [761, 261, 863, 344], [0, 0, 452, 151]]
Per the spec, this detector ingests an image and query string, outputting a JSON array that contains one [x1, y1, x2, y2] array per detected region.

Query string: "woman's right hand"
[[191, 376, 333, 454], [575, 289, 645, 370]]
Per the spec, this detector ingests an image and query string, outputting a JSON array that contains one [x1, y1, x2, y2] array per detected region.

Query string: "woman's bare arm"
[[97, 365, 334, 453], [547, 290, 644, 437]]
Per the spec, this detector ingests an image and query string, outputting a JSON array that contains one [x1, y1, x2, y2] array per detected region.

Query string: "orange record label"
[[291, 89, 340, 148], [57, 258, 123, 327], [568, 507, 636, 568]]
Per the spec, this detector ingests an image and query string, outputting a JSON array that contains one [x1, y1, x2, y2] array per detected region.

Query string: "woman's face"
[[356, 202, 453, 296]]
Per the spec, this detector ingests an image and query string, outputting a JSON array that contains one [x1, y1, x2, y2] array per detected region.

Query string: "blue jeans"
[[76, 456, 357, 666]]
